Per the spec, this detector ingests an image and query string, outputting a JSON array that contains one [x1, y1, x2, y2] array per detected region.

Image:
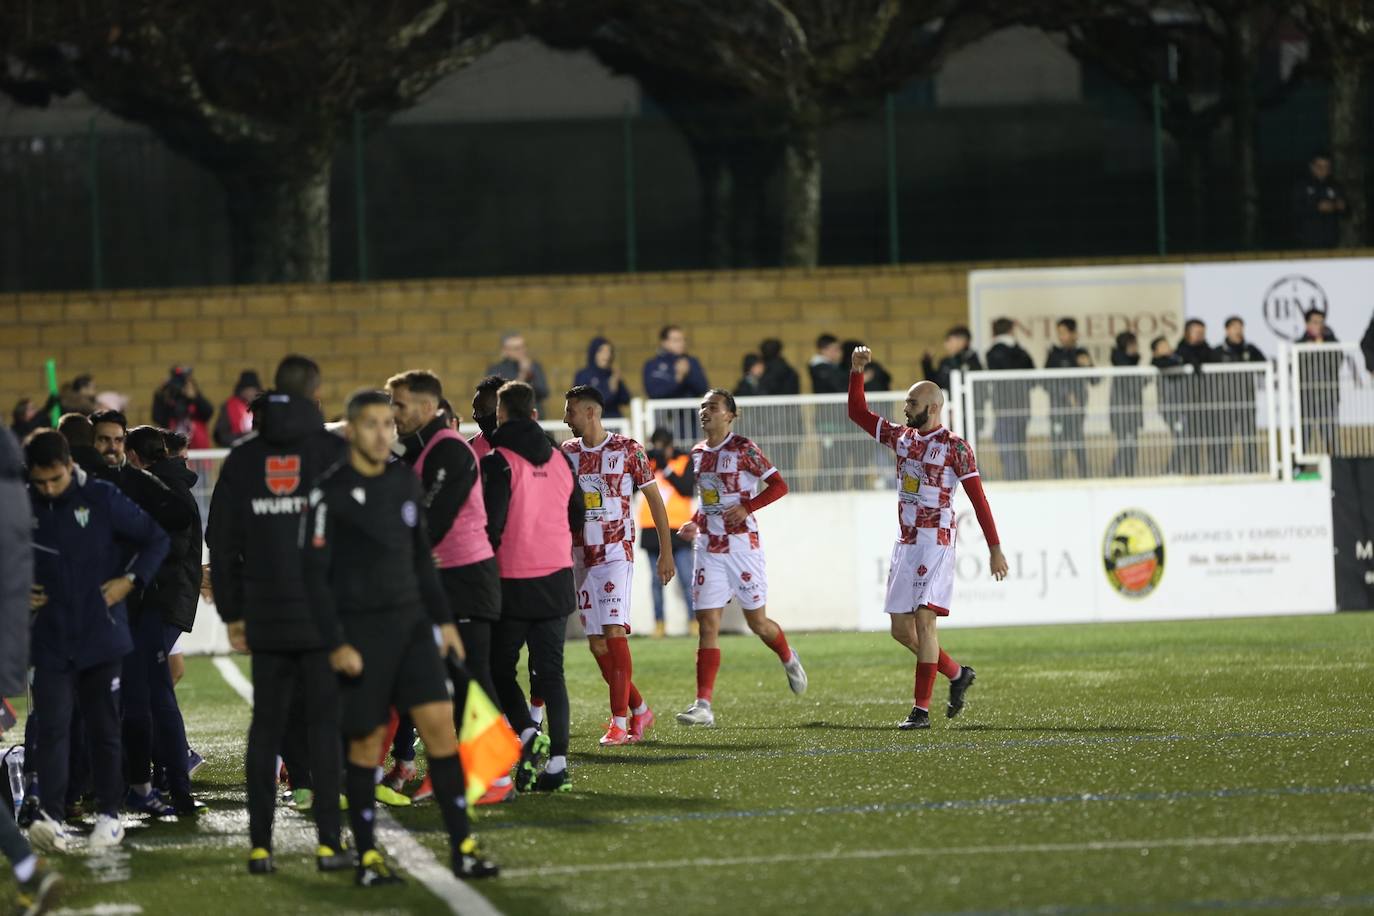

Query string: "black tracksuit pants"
[[32, 660, 123, 820], [246, 649, 342, 851]]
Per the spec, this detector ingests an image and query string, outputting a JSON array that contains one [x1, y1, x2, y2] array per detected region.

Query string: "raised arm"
[[847, 347, 882, 437]]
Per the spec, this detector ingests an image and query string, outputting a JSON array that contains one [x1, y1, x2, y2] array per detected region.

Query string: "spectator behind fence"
[[922, 325, 982, 392], [985, 318, 1034, 481], [1109, 332, 1146, 477], [758, 339, 800, 395], [1176, 320, 1219, 473], [1292, 152, 1347, 249], [26, 431, 170, 852], [486, 331, 551, 418], [60, 374, 98, 416], [573, 337, 632, 419], [643, 325, 710, 443], [734, 354, 765, 397], [1362, 313, 1374, 373], [1151, 336, 1189, 474], [213, 370, 262, 446], [1298, 308, 1341, 455], [809, 334, 847, 394], [638, 427, 695, 638], [1215, 317, 1266, 473], [152, 366, 214, 450], [843, 340, 891, 392], [1043, 318, 1097, 478]]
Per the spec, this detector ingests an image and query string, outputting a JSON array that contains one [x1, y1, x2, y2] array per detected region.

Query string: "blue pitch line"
[[926, 892, 1374, 915], [480, 782, 1374, 833]]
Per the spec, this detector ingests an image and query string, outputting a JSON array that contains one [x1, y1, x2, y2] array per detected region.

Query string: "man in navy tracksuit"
[[25, 432, 169, 853]]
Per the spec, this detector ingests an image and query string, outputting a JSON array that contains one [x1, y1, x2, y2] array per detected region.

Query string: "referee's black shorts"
[[338, 610, 450, 738]]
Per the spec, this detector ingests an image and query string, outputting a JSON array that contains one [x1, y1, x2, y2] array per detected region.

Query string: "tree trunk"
[[779, 124, 821, 267], [690, 141, 734, 269], [220, 158, 332, 284], [1330, 53, 1369, 248], [1229, 16, 1260, 249]]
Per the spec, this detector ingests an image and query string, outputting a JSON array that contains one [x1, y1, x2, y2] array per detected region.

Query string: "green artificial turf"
[[8, 613, 1374, 915]]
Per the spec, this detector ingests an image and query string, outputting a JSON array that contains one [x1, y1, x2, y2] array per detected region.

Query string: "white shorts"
[[883, 542, 954, 617], [575, 560, 635, 634], [693, 548, 768, 612]]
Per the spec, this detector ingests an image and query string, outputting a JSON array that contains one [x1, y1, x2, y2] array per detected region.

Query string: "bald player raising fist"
[[847, 346, 1008, 731]]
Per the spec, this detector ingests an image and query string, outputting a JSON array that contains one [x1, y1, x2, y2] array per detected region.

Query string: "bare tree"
[[0, 1, 547, 283], [1297, 0, 1374, 246], [548, 1, 1009, 267]]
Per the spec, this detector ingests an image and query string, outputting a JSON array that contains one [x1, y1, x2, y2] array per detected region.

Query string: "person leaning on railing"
[[1214, 318, 1267, 474], [1297, 308, 1341, 456]]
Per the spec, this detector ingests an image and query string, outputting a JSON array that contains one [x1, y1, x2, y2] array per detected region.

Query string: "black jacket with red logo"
[[206, 393, 347, 651]]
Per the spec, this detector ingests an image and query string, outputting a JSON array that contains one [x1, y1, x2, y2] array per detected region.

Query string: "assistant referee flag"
[[460, 682, 521, 805]]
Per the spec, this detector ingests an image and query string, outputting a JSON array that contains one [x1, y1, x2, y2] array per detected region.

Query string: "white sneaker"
[[675, 700, 715, 727], [88, 814, 125, 850], [27, 814, 71, 854], [783, 651, 808, 695]]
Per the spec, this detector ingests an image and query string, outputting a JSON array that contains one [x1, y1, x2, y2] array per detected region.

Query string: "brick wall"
[[1, 251, 1357, 427]]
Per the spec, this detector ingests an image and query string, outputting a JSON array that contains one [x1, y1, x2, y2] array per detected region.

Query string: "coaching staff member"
[[481, 381, 582, 793], [205, 355, 351, 875], [303, 390, 498, 885], [26, 432, 168, 852]]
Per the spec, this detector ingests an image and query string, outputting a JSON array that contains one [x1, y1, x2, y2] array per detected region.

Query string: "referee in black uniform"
[[302, 390, 498, 885], [205, 355, 350, 875]]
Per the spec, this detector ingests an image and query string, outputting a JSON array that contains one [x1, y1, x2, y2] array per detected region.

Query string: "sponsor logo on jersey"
[[741, 571, 752, 583], [251, 496, 309, 515], [74, 506, 90, 528], [1102, 508, 1165, 599], [603, 580, 616, 593], [401, 500, 418, 527], [917, 565, 928, 576], [265, 455, 302, 496]]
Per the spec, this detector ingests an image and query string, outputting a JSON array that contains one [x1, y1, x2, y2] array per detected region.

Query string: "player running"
[[847, 346, 1008, 730], [302, 390, 498, 885], [562, 385, 677, 746], [675, 389, 806, 728]]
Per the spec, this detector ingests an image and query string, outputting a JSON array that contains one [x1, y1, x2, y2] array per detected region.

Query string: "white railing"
[[957, 362, 1278, 482], [1287, 341, 1374, 460], [181, 350, 1368, 503]]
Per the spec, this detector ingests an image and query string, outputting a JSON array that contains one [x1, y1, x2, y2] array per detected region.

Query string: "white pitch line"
[[51, 907, 144, 916], [213, 654, 504, 916], [500, 831, 1374, 880]]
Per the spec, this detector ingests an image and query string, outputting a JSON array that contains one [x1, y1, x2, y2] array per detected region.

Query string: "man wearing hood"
[[481, 381, 584, 794], [122, 425, 202, 817], [574, 337, 632, 419], [206, 354, 352, 875], [214, 370, 262, 446], [25, 431, 169, 853]]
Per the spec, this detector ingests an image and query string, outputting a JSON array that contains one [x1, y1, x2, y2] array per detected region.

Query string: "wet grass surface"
[[11, 614, 1374, 915]]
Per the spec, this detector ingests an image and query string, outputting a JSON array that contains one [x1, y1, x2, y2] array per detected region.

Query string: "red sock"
[[937, 649, 961, 680], [696, 648, 721, 701], [530, 697, 544, 709], [914, 662, 938, 711], [607, 636, 633, 719], [378, 708, 400, 767], [628, 681, 644, 711], [594, 649, 615, 686], [765, 627, 792, 663]]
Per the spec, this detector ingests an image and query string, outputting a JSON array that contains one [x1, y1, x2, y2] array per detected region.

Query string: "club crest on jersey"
[[265, 455, 302, 496], [74, 506, 90, 528], [401, 500, 418, 527], [718, 452, 738, 473]]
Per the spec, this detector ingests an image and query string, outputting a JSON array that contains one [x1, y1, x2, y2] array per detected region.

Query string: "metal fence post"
[[885, 93, 900, 264], [87, 115, 104, 289], [623, 104, 638, 273], [1152, 83, 1167, 257], [353, 110, 370, 282]]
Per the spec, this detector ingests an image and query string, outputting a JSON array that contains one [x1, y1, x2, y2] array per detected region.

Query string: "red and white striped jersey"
[[561, 432, 655, 567], [691, 433, 777, 554], [870, 420, 979, 546]]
